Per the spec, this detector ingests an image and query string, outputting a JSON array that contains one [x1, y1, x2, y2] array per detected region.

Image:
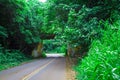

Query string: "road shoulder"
[[66, 57, 76, 80]]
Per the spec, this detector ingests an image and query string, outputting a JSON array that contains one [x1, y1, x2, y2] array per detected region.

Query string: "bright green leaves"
[[75, 20, 120, 80], [68, 9, 76, 26], [63, 6, 101, 47], [9, 0, 43, 44], [0, 48, 31, 71]]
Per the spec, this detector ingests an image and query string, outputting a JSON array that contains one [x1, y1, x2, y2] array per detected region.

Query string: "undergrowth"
[[75, 20, 120, 80], [0, 46, 32, 71]]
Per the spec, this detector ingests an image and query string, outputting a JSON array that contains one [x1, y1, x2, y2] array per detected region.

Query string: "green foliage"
[[0, 46, 32, 71], [0, 0, 120, 74], [41, 52, 47, 58], [75, 21, 120, 80], [13, 0, 43, 44], [0, 25, 8, 38], [43, 40, 66, 53], [1, 0, 119, 54], [50, 0, 120, 53], [0, 0, 49, 53]]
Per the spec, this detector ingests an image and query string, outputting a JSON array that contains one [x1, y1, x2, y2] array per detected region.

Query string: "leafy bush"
[[75, 21, 120, 80], [0, 25, 8, 38], [0, 46, 32, 71], [41, 52, 47, 58], [43, 40, 66, 53]]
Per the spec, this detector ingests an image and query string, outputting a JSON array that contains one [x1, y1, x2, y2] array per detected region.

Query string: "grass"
[[75, 21, 120, 80]]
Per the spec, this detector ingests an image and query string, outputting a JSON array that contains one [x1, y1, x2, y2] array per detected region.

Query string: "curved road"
[[0, 57, 66, 80]]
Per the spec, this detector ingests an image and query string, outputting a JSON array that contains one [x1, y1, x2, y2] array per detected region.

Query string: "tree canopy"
[[0, 0, 120, 53]]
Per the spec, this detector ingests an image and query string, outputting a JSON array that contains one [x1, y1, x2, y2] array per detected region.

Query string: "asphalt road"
[[0, 57, 66, 80]]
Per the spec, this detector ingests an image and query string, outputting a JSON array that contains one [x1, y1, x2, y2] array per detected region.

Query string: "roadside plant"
[[75, 20, 120, 80]]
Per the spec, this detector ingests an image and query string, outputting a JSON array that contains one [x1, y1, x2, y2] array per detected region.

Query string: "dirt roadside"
[[66, 57, 76, 80]]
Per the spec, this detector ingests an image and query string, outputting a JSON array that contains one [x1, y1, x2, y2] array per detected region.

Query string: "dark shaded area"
[[0, 1, 37, 54], [40, 34, 55, 39]]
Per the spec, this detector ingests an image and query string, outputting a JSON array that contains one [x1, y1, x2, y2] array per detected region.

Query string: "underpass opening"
[[43, 39, 66, 58]]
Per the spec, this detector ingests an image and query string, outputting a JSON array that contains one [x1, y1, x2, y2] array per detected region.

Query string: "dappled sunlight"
[[39, 0, 47, 3]]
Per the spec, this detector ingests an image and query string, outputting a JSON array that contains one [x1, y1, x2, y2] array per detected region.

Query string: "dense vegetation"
[[0, 0, 43, 70], [43, 40, 66, 53], [0, 0, 120, 79], [0, 45, 31, 70], [75, 20, 120, 80]]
